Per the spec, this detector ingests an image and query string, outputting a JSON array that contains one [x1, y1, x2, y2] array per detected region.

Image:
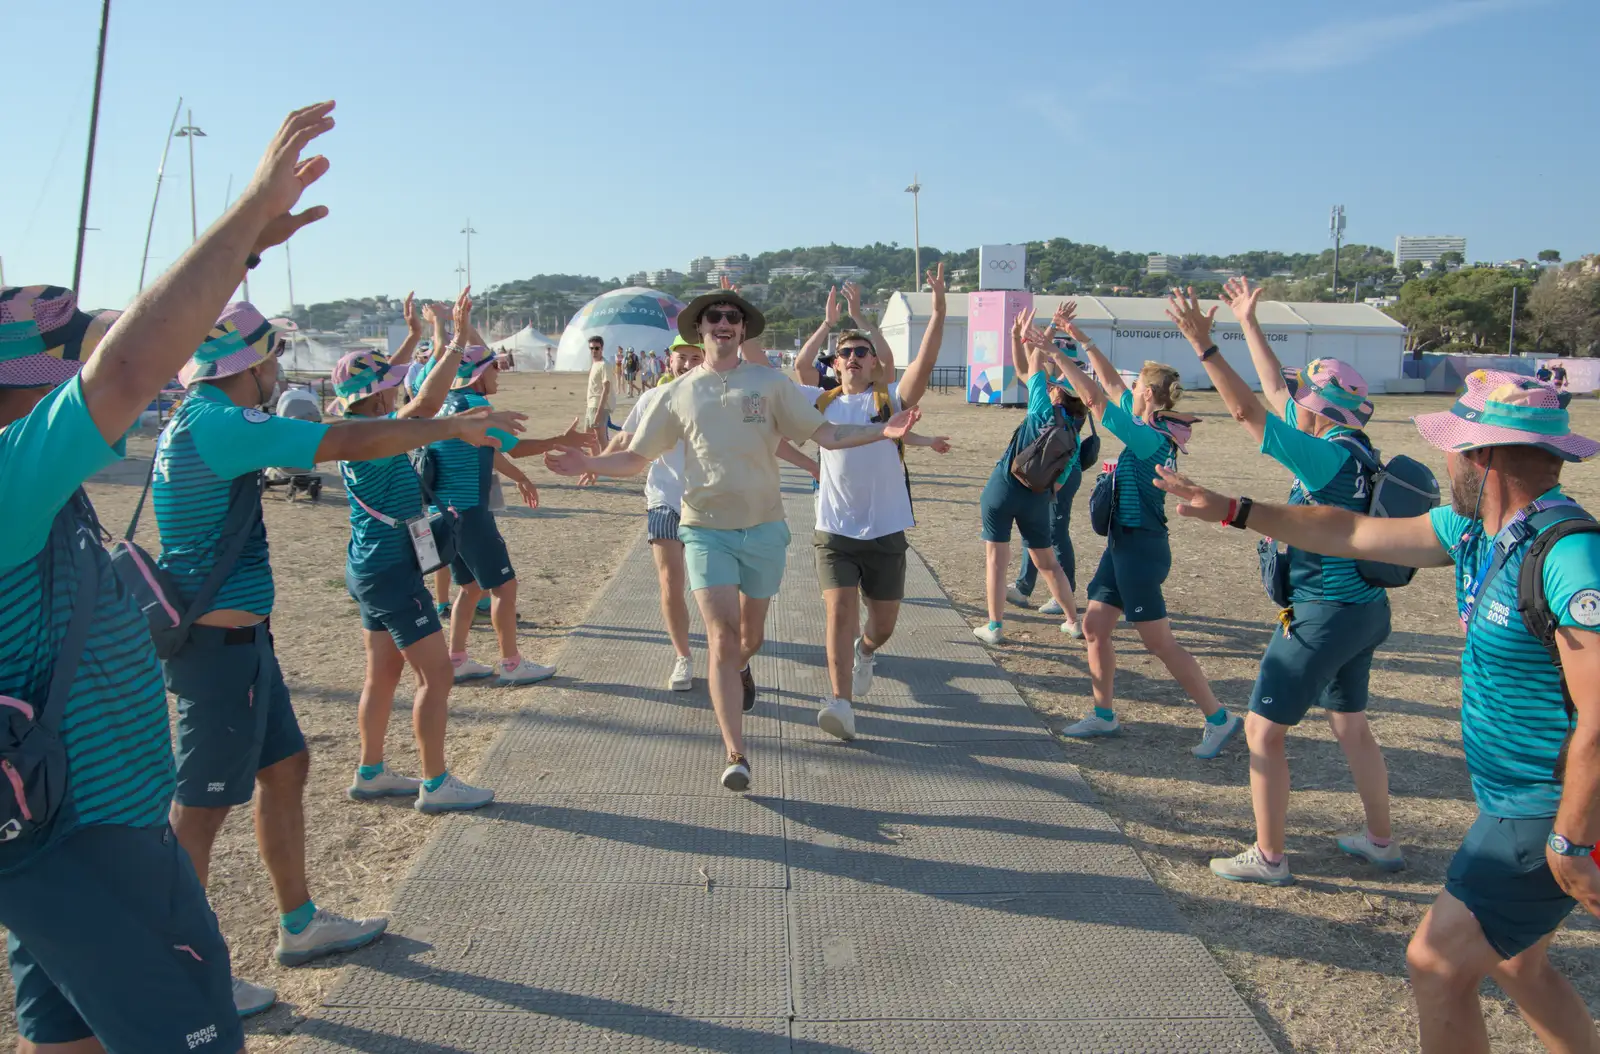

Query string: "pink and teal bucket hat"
[[331, 349, 404, 414], [0, 285, 121, 389], [1283, 358, 1374, 429], [179, 302, 283, 387], [1414, 369, 1600, 463], [449, 344, 499, 389]]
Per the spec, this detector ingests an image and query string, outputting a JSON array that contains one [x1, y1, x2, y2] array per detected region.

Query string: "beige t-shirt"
[[586, 360, 612, 410], [630, 362, 825, 529]]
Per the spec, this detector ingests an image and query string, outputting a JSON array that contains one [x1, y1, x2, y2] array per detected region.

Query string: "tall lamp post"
[[175, 112, 207, 242], [461, 219, 477, 289], [1329, 204, 1346, 301], [904, 175, 922, 291]]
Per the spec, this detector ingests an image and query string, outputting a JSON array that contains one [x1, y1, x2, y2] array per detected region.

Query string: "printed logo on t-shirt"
[[743, 394, 767, 423], [242, 408, 270, 423], [1569, 588, 1600, 627]]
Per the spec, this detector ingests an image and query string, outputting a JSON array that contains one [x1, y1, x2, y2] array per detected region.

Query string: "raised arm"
[[1009, 307, 1035, 378], [811, 405, 922, 450], [77, 102, 335, 445], [1551, 628, 1600, 918], [1153, 465, 1453, 568], [843, 281, 894, 376], [796, 286, 841, 385], [1167, 286, 1268, 444], [1054, 301, 1125, 403], [503, 418, 600, 458], [316, 407, 527, 463], [398, 290, 471, 420], [1049, 349, 1110, 418], [389, 292, 421, 368], [1222, 276, 1290, 412], [897, 263, 945, 409]]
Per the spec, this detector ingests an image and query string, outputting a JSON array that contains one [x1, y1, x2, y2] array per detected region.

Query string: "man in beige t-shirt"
[[547, 290, 921, 792], [582, 335, 612, 433]]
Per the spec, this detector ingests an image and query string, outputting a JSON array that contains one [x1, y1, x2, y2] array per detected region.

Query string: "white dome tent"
[[490, 325, 559, 368], [553, 286, 687, 371]]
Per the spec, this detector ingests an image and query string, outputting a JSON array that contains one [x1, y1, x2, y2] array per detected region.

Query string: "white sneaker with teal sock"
[[347, 763, 421, 801], [275, 904, 387, 967], [972, 621, 1003, 646], [1337, 829, 1406, 872], [498, 657, 556, 686], [1061, 710, 1121, 738], [1192, 711, 1242, 759], [416, 773, 495, 813]]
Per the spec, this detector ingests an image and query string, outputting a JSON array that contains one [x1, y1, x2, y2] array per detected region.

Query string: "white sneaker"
[[275, 908, 388, 967], [721, 753, 751, 792], [452, 657, 494, 684], [851, 638, 876, 698], [1210, 845, 1294, 886], [1060, 619, 1084, 639], [498, 658, 556, 686], [667, 655, 693, 692], [1337, 829, 1406, 872], [1038, 597, 1064, 615], [1192, 712, 1243, 759], [817, 697, 857, 741], [347, 767, 421, 801], [1060, 713, 1121, 738], [232, 975, 276, 1018], [416, 773, 495, 814], [972, 623, 1003, 646], [1005, 584, 1029, 607]]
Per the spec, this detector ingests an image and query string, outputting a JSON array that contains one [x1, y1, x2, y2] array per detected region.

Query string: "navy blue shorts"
[[1250, 600, 1392, 725], [1087, 527, 1171, 622], [979, 469, 1053, 551], [450, 505, 515, 590], [1446, 813, 1576, 959], [648, 505, 681, 543], [347, 567, 442, 650], [166, 623, 307, 808], [1, 824, 240, 1051]]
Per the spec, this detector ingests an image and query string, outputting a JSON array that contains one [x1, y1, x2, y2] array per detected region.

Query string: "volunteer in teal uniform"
[[1047, 301, 1240, 758], [1153, 369, 1600, 1054], [1169, 280, 1400, 887], [0, 100, 335, 1047], [1011, 343, 1089, 617]]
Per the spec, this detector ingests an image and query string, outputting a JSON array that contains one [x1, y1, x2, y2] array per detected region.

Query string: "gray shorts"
[[814, 531, 908, 601]]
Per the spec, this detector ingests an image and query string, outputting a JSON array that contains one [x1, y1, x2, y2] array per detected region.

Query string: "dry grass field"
[[4, 370, 1598, 1052]]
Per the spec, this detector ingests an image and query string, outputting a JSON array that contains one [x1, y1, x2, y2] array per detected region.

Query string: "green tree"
[[1436, 250, 1465, 271], [1538, 249, 1562, 263], [1400, 260, 1424, 280], [1527, 269, 1600, 356]]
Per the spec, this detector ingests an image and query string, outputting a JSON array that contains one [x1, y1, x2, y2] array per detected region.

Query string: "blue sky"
[[4, 0, 1595, 314]]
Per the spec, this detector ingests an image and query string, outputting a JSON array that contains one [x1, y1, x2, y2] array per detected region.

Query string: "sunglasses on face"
[[837, 347, 875, 360], [702, 308, 744, 325]]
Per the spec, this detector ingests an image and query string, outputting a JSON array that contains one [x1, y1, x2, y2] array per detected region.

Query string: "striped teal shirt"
[[340, 411, 425, 577], [1100, 390, 1176, 532], [154, 384, 327, 616], [427, 390, 515, 512], [0, 378, 174, 833], [1432, 491, 1600, 817], [1262, 408, 1385, 606]]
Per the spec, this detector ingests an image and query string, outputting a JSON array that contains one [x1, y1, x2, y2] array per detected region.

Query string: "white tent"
[[553, 286, 687, 371], [490, 325, 559, 368]]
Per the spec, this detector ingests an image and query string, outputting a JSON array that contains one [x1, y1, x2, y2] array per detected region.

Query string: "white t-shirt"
[[797, 382, 913, 540], [623, 385, 684, 513]]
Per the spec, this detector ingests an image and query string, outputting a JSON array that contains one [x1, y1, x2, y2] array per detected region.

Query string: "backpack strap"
[[124, 453, 159, 541], [1329, 433, 1383, 475], [43, 491, 105, 734], [172, 472, 266, 637], [1515, 508, 1600, 778]]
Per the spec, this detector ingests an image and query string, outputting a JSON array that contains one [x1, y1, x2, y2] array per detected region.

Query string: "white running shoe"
[[817, 697, 857, 741], [416, 774, 495, 814], [275, 909, 388, 967], [851, 638, 876, 698], [347, 767, 421, 801], [452, 657, 495, 684], [232, 976, 276, 1018], [1005, 584, 1029, 607], [972, 623, 1004, 646], [668, 655, 693, 692], [1192, 712, 1243, 759], [1060, 713, 1121, 738], [1337, 829, 1406, 872], [1038, 597, 1064, 615], [498, 658, 556, 686], [1060, 619, 1084, 639], [721, 753, 751, 792], [1210, 845, 1294, 886]]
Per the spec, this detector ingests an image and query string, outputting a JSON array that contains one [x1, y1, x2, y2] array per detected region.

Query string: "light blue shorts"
[[679, 521, 791, 598]]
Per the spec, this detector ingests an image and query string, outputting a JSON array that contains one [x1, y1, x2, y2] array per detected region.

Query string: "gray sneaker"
[[1060, 713, 1121, 738], [851, 638, 876, 698], [232, 975, 276, 1018], [1337, 830, 1406, 872], [817, 697, 857, 741], [275, 908, 388, 967], [347, 767, 421, 801], [1210, 845, 1294, 886], [1192, 712, 1243, 759], [416, 774, 495, 814]]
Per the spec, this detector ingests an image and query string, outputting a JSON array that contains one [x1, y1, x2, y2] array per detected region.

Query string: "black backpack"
[[1078, 413, 1101, 472], [1331, 434, 1441, 588], [1515, 510, 1600, 781]]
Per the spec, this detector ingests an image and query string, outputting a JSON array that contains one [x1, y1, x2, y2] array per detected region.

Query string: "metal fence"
[[930, 366, 968, 394]]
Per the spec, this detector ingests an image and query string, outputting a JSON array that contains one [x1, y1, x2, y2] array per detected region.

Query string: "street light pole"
[[461, 219, 477, 289], [175, 112, 207, 243], [71, 0, 112, 292], [1329, 204, 1346, 301], [138, 96, 183, 291], [904, 175, 922, 291]]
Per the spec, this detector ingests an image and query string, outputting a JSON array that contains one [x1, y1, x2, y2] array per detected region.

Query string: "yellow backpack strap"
[[815, 387, 840, 413], [873, 383, 905, 463]]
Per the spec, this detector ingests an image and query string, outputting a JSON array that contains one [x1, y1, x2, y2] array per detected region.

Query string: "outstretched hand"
[[544, 448, 590, 477], [453, 286, 473, 337], [881, 405, 922, 440], [929, 436, 952, 454], [1165, 286, 1219, 354], [824, 285, 841, 327], [403, 292, 419, 334], [453, 408, 528, 448], [245, 101, 335, 252], [1221, 276, 1263, 325], [558, 417, 601, 454], [926, 262, 947, 305], [1012, 306, 1036, 336], [516, 478, 540, 509], [843, 281, 865, 321], [1152, 465, 1232, 523]]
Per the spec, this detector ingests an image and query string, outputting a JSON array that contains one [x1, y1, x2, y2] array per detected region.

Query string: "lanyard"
[[1458, 497, 1575, 630]]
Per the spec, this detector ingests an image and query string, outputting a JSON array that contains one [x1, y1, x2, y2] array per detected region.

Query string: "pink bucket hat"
[[0, 285, 121, 389], [1414, 369, 1600, 463], [1283, 358, 1374, 429], [178, 302, 283, 387], [449, 344, 499, 389], [331, 349, 404, 414]]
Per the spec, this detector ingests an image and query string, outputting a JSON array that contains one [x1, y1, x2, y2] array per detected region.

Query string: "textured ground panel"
[[290, 472, 1272, 1051]]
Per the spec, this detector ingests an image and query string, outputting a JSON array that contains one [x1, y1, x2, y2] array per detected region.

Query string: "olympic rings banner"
[[979, 244, 1027, 291]]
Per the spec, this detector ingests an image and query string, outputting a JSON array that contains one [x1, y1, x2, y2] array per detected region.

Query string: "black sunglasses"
[[702, 308, 744, 324], [837, 346, 875, 359]]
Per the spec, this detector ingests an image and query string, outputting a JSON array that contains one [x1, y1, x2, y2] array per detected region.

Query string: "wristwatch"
[[1226, 496, 1254, 530], [1200, 345, 1219, 361], [1549, 832, 1595, 857], [246, 252, 262, 270]]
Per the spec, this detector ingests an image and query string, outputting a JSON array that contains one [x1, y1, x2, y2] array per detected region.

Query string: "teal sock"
[[281, 900, 317, 934], [1206, 709, 1230, 726], [987, 620, 1002, 631], [423, 772, 448, 792], [1094, 706, 1116, 722], [357, 762, 384, 780]]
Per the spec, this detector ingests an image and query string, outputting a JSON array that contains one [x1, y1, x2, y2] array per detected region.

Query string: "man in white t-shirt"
[[583, 335, 612, 432], [794, 263, 951, 738]]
